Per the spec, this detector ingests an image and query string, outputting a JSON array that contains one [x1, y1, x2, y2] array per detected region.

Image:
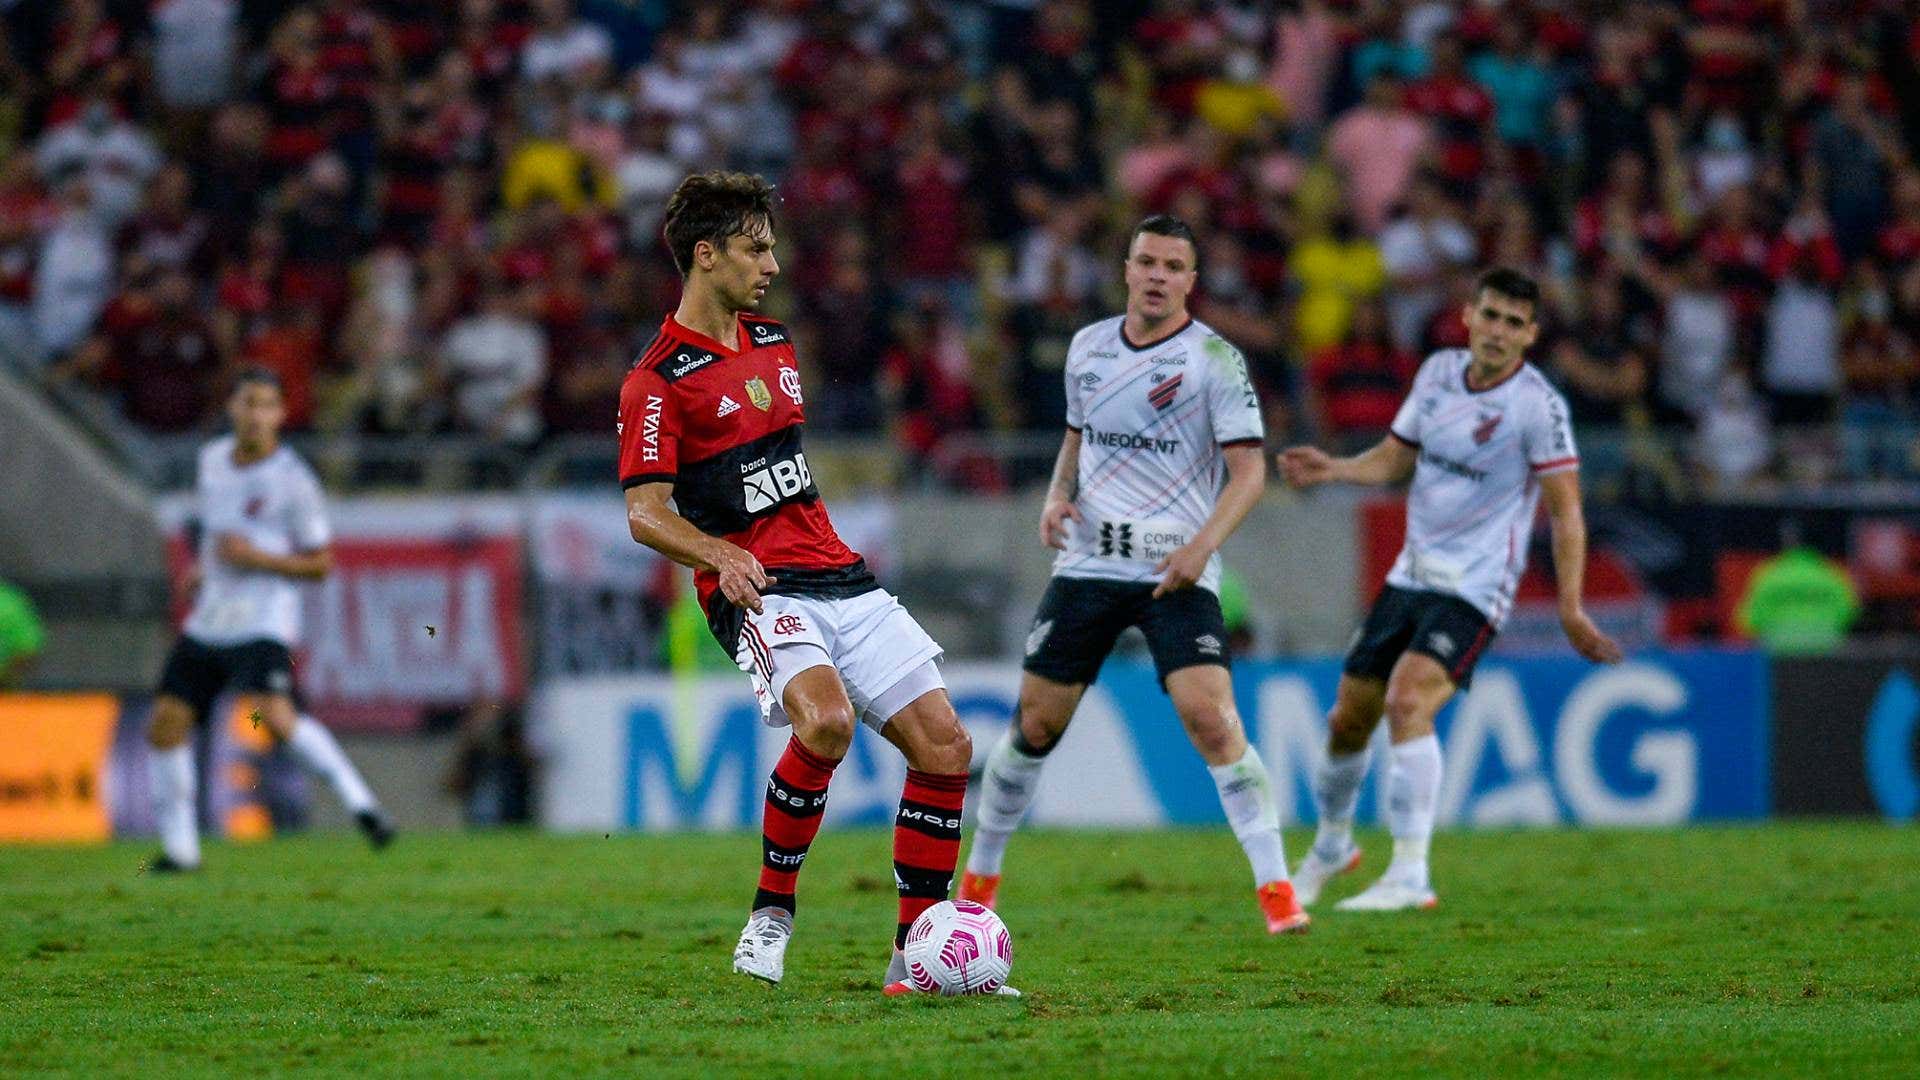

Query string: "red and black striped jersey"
[[617, 313, 873, 618]]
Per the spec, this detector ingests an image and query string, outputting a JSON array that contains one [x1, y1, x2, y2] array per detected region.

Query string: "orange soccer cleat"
[[1257, 880, 1311, 935], [956, 871, 1000, 910]]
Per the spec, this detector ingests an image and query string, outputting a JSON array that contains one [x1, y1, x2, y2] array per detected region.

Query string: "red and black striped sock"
[[753, 737, 841, 916], [893, 769, 968, 948]]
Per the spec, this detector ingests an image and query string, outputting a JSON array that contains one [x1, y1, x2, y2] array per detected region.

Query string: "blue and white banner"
[[533, 649, 1769, 831]]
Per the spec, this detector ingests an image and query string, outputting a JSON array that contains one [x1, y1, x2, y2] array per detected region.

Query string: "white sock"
[[964, 728, 1047, 877], [1312, 748, 1368, 859], [287, 717, 378, 814], [1385, 735, 1441, 888], [150, 743, 199, 867], [1208, 746, 1289, 887]]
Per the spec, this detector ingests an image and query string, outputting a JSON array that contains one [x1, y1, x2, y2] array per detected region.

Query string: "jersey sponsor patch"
[[1084, 426, 1182, 453], [745, 320, 790, 347], [661, 348, 722, 382], [717, 394, 741, 418], [639, 394, 665, 462], [1095, 519, 1190, 562], [741, 450, 813, 513]]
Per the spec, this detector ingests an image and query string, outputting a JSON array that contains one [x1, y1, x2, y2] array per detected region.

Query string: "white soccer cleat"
[[732, 909, 793, 984], [1292, 843, 1363, 906], [1333, 876, 1438, 912]]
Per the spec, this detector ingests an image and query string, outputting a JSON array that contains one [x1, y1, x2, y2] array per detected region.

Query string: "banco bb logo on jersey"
[[741, 451, 813, 512], [772, 614, 804, 636]]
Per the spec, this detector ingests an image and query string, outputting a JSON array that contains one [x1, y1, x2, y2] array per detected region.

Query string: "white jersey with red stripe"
[[1385, 349, 1578, 625], [182, 436, 331, 647], [1053, 314, 1264, 594]]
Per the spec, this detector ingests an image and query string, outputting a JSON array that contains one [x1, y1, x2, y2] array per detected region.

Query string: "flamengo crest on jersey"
[[183, 436, 331, 648], [1053, 316, 1263, 593], [1386, 349, 1579, 626]]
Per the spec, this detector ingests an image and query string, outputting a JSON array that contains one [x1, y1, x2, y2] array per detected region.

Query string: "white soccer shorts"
[[734, 588, 945, 732]]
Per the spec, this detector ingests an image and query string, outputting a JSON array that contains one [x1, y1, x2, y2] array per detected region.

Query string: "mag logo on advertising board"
[[535, 649, 1769, 832]]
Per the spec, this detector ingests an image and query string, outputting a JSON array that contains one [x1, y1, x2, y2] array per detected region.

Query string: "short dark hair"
[[1475, 266, 1540, 311], [231, 366, 283, 395], [662, 172, 778, 277], [1130, 214, 1200, 273]]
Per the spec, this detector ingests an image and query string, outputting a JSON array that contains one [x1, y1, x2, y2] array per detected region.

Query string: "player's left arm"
[[1154, 442, 1267, 598], [1157, 338, 1270, 597], [216, 469, 334, 580], [217, 535, 333, 579], [1539, 470, 1622, 664]]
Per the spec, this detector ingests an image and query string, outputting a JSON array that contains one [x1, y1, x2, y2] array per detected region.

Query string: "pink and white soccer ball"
[[902, 899, 1013, 995]]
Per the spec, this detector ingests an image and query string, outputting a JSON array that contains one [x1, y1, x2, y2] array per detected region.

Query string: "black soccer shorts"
[[1021, 575, 1230, 687], [1343, 585, 1496, 689], [155, 636, 298, 720]]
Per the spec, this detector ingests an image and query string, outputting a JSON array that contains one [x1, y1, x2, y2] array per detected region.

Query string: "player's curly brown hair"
[[662, 172, 779, 277]]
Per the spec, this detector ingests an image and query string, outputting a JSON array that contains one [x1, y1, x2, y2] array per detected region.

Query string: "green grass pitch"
[[4, 824, 1917, 1077]]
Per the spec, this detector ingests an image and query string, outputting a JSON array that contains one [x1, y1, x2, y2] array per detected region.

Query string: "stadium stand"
[[0, 0, 1914, 495]]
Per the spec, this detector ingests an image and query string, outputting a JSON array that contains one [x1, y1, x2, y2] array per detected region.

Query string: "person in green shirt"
[[1219, 564, 1256, 656], [0, 580, 45, 688], [1735, 543, 1860, 655]]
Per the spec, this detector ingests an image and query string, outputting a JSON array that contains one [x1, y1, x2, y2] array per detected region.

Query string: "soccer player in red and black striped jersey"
[[618, 172, 1010, 995]]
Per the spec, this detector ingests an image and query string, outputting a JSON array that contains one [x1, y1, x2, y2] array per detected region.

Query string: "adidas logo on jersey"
[[716, 395, 742, 418]]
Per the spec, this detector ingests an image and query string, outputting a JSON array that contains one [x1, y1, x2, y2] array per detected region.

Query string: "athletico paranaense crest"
[[1472, 412, 1502, 445], [745, 376, 773, 411], [1148, 372, 1182, 411]]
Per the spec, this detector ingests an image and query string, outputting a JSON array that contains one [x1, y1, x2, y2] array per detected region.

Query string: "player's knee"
[[1382, 682, 1438, 730], [1326, 701, 1376, 753], [912, 715, 972, 774], [794, 699, 857, 758], [148, 701, 192, 748], [1177, 700, 1242, 760], [1015, 694, 1070, 751]]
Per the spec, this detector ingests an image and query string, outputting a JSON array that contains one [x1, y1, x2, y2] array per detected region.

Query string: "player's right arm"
[[1039, 428, 1084, 550], [213, 464, 333, 580], [1042, 328, 1098, 549], [1281, 353, 1429, 489], [1279, 435, 1417, 489], [215, 536, 333, 579], [623, 483, 773, 614], [617, 362, 773, 614]]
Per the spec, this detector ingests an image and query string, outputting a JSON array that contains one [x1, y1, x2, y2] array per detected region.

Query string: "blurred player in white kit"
[[146, 368, 392, 872]]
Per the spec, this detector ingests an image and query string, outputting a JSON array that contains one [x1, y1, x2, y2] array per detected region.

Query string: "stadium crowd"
[[2, 0, 1919, 489]]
